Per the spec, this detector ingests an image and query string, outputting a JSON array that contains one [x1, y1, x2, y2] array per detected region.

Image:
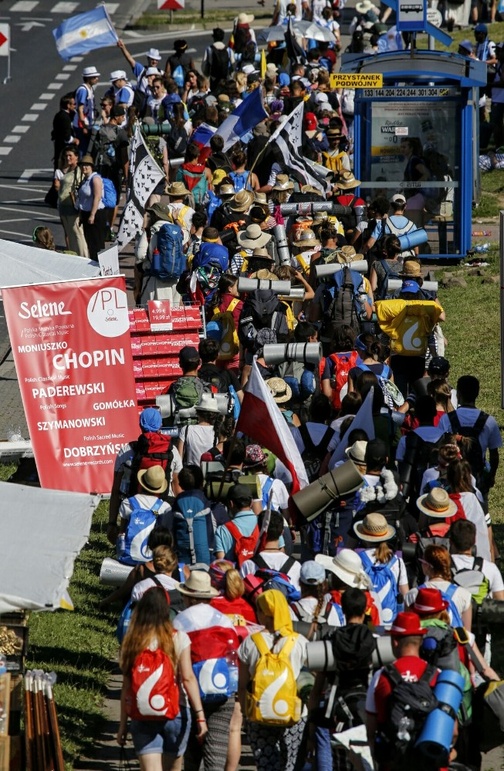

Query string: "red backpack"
[[225, 521, 259, 567], [319, 351, 359, 410], [127, 647, 180, 721], [128, 431, 173, 497]]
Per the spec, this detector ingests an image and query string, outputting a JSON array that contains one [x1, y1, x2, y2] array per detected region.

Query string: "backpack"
[[360, 552, 399, 626], [212, 298, 240, 360], [239, 290, 290, 349], [150, 222, 185, 280], [166, 124, 188, 158], [419, 582, 464, 627], [399, 430, 444, 503], [117, 576, 178, 643], [377, 663, 437, 771], [170, 376, 208, 411], [407, 526, 451, 586], [179, 165, 209, 205], [101, 177, 117, 208], [246, 632, 302, 725], [119, 497, 164, 566], [172, 64, 185, 89], [91, 124, 119, 169], [321, 266, 365, 339], [225, 520, 259, 567], [298, 424, 335, 483], [198, 366, 228, 395], [229, 170, 251, 192], [127, 432, 174, 498], [245, 555, 301, 603], [173, 490, 214, 566], [210, 45, 231, 83], [319, 350, 359, 411], [375, 258, 402, 301], [451, 556, 490, 606], [447, 411, 489, 483], [127, 646, 180, 721]]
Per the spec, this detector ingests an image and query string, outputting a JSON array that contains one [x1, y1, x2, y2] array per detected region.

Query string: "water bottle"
[[151, 247, 161, 275], [397, 715, 411, 742], [226, 648, 239, 693], [116, 534, 126, 560], [473, 243, 489, 253]]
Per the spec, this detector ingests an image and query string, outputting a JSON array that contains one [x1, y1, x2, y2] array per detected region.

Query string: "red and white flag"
[[236, 359, 309, 495]]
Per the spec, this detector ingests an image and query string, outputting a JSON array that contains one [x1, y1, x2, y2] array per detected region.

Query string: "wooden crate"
[[0, 736, 9, 771]]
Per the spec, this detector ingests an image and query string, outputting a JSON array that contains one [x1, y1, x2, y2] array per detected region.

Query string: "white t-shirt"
[[241, 551, 302, 590], [406, 579, 472, 624], [119, 493, 172, 522], [456, 491, 491, 562], [288, 595, 343, 627], [131, 574, 180, 603], [451, 553, 504, 596], [255, 473, 289, 511], [179, 424, 215, 465]]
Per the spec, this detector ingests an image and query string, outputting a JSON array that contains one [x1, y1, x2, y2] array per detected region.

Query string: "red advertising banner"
[[3, 277, 139, 494]]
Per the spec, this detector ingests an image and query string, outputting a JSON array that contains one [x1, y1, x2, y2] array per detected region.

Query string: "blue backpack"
[[119, 497, 163, 566], [229, 170, 251, 192], [250, 555, 301, 603], [172, 491, 214, 566], [150, 223, 186, 280], [261, 477, 275, 510], [360, 551, 399, 626], [420, 582, 464, 628], [101, 177, 117, 208]]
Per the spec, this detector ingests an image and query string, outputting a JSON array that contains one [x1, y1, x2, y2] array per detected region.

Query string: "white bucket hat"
[[178, 570, 219, 598], [82, 66, 100, 78], [315, 549, 371, 589]]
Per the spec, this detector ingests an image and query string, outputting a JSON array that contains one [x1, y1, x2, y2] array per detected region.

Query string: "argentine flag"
[[216, 88, 268, 152], [53, 5, 118, 61]]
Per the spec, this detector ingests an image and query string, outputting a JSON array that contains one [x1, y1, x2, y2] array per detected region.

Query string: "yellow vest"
[[375, 299, 443, 356]]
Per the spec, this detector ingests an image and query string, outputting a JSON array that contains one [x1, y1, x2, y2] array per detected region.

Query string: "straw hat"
[[252, 268, 277, 280], [293, 228, 320, 248], [416, 488, 458, 519], [237, 223, 271, 249], [178, 570, 219, 598], [335, 171, 361, 189], [272, 174, 294, 192], [254, 191, 268, 205], [356, 0, 376, 13], [219, 183, 235, 197], [412, 587, 449, 616], [237, 12, 254, 24], [79, 154, 95, 167], [388, 611, 427, 637], [267, 377, 292, 404], [399, 260, 422, 278], [166, 181, 190, 197], [345, 440, 367, 465], [353, 513, 396, 542], [336, 244, 363, 264], [251, 246, 274, 261], [315, 549, 371, 589], [137, 465, 168, 495], [228, 189, 254, 212]]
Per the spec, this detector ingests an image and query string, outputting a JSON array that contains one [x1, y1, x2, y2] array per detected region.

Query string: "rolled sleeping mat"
[[273, 223, 291, 266], [279, 287, 305, 300], [315, 260, 369, 279], [306, 632, 395, 672], [156, 394, 176, 419], [292, 460, 363, 522], [263, 342, 322, 366], [398, 228, 428, 251], [371, 634, 395, 669], [100, 557, 134, 586], [387, 279, 439, 293], [237, 278, 292, 294], [279, 202, 352, 217], [415, 669, 465, 766]]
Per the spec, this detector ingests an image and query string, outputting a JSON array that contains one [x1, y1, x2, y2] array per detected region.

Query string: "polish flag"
[[236, 359, 309, 495]]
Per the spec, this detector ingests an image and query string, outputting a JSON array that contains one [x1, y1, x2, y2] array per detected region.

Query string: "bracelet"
[[196, 718, 207, 723]]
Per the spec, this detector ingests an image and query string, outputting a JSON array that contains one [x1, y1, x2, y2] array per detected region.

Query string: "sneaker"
[[108, 229, 117, 242]]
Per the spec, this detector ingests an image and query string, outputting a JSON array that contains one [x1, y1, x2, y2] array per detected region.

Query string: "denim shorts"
[[130, 705, 191, 757]]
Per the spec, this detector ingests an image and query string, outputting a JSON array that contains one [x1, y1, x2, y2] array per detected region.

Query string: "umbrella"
[[304, 23, 337, 42], [257, 20, 311, 43]]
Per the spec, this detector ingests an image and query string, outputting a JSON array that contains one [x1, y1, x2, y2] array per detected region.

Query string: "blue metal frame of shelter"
[[341, 50, 487, 259]]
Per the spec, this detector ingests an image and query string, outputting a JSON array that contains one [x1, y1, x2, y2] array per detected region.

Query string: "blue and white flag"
[[216, 88, 268, 152], [53, 5, 118, 61]]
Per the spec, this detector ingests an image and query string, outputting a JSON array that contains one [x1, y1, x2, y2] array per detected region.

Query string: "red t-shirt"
[[210, 594, 257, 624], [374, 655, 438, 725]]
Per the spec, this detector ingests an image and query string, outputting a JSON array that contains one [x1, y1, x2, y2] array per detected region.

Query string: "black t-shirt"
[[198, 363, 242, 394]]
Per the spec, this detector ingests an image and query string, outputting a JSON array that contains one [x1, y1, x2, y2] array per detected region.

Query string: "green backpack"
[[171, 376, 208, 414]]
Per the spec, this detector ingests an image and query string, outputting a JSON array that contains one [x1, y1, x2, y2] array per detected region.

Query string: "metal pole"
[[500, 210, 504, 408], [201, 0, 205, 18]]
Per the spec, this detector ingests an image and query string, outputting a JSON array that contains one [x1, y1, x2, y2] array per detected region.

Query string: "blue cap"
[[206, 320, 223, 341], [400, 279, 420, 294], [300, 560, 326, 585], [139, 407, 162, 432], [474, 22, 487, 33], [278, 72, 290, 87]]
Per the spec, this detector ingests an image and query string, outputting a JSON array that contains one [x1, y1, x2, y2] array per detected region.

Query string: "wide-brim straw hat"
[[272, 174, 294, 191], [416, 488, 458, 519], [353, 513, 396, 542], [178, 570, 219, 598], [315, 549, 371, 590], [336, 244, 364, 264], [166, 181, 190, 197], [293, 228, 320, 248], [399, 260, 422, 278], [79, 154, 95, 167], [237, 223, 271, 249], [137, 465, 168, 495], [228, 189, 254, 212], [267, 377, 292, 404], [336, 171, 361, 189], [345, 440, 367, 465]]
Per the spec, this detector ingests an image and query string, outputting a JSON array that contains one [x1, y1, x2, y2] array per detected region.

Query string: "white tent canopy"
[[0, 482, 99, 614], [0, 238, 100, 288]]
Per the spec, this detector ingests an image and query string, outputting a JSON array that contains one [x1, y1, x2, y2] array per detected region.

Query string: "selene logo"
[[19, 300, 72, 320]]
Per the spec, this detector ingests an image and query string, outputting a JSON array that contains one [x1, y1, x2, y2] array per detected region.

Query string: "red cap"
[[304, 112, 317, 131], [388, 611, 427, 637], [412, 587, 449, 616]]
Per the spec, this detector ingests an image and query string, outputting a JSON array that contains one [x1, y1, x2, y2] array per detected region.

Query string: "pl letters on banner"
[[3, 277, 139, 494]]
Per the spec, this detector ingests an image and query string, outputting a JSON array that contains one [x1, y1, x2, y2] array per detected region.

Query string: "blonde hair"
[[374, 542, 393, 564], [153, 545, 177, 575], [212, 560, 245, 600]]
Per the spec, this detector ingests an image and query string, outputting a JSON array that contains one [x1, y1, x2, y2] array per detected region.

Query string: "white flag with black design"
[[117, 126, 164, 251], [268, 102, 331, 195]]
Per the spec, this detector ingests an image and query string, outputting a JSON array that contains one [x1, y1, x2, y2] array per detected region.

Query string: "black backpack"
[[239, 290, 290, 350], [166, 124, 188, 158], [91, 124, 119, 170], [399, 431, 445, 502], [298, 424, 335, 483], [377, 663, 438, 771], [210, 45, 230, 84], [447, 410, 488, 481], [321, 266, 364, 340]]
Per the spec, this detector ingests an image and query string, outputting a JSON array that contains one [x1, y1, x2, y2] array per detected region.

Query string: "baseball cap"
[[459, 39, 473, 52], [304, 112, 318, 131], [111, 106, 126, 118], [300, 560, 326, 585], [179, 345, 199, 363], [400, 279, 421, 293], [391, 193, 406, 204], [428, 356, 450, 377], [474, 22, 487, 33]]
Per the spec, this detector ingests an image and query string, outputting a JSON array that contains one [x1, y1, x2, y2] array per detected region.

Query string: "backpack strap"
[[252, 553, 269, 570], [473, 556, 484, 571], [443, 583, 457, 602], [280, 556, 296, 575], [473, 410, 489, 433], [152, 498, 163, 515], [224, 520, 241, 542], [226, 297, 240, 313], [262, 477, 274, 509], [299, 423, 316, 454], [447, 411, 461, 432]]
